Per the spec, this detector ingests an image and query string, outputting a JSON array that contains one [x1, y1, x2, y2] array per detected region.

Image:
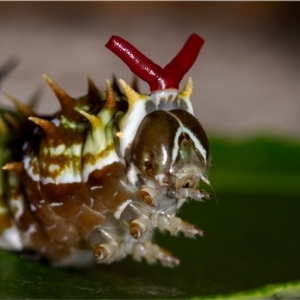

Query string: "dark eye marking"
[[182, 182, 190, 188], [144, 158, 155, 176]]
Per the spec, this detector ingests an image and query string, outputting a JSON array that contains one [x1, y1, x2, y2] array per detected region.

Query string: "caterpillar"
[[0, 33, 211, 267]]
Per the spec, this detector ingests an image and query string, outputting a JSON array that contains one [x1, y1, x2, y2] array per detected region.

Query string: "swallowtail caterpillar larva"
[[0, 33, 211, 267]]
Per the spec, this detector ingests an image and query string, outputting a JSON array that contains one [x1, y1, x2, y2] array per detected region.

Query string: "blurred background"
[[1, 3, 300, 297], [0, 1, 300, 139]]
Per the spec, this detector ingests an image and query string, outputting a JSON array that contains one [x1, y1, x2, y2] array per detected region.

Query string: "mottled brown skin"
[[88, 163, 136, 211], [0, 80, 145, 265], [9, 172, 75, 261]]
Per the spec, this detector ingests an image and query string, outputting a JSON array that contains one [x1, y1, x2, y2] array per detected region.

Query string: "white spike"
[[201, 175, 211, 186]]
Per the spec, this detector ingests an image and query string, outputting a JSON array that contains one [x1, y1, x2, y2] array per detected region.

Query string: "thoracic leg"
[[94, 243, 124, 263], [91, 228, 125, 264], [129, 217, 152, 239], [132, 241, 180, 267], [165, 216, 205, 237], [128, 213, 204, 239]]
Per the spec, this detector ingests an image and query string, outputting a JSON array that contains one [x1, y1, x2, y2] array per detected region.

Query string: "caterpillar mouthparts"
[[0, 33, 211, 267]]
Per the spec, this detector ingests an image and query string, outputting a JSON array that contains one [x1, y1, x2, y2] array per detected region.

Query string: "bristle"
[[112, 75, 123, 96], [28, 116, 57, 135], [118, 79, 142, 107], [0, 114, 8, 134], [42, 74, 74, 112], [179, 77, 193, 99], [79, 110, 100, 127], [131, 76, 140, 93], [105, 80, 116, 108], [201, 175, 211, 186], [1, 112, 20, 131], [2, 162, 24, 173], [28, 86, 44, 110], [87, 76, 100, 101], [4, 93, 34, 117], [0, 57, 20, 82]]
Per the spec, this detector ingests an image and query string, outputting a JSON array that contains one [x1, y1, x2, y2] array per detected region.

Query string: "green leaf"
[[1, 135, 300, 299]]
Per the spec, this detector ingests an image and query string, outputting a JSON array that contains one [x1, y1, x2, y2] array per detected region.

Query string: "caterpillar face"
[[0, 33, 212, 267], [131, 109, 210, 178], [130, 108, 210, 199]]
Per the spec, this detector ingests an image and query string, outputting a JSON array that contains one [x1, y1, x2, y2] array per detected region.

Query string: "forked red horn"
[[105, 33, 204, 91]]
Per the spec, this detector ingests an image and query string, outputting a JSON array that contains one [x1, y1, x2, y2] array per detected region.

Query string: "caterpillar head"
[[130, 108, 210, 195], [106, 34, 211, 205]]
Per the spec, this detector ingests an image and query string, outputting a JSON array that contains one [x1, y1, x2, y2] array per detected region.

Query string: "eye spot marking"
[[144, 158, 155, 176], [182, 182, 190, 188]]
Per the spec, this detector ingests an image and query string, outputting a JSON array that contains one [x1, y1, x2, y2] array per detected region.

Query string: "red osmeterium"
[[105, 34, 204, 92]]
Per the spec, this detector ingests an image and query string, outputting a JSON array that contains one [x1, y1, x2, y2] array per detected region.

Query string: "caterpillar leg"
[[132, 242, 180, 267], [94, 243, 124, 264], [90, 227, 126, 264], [165, 217, 205, 238]]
